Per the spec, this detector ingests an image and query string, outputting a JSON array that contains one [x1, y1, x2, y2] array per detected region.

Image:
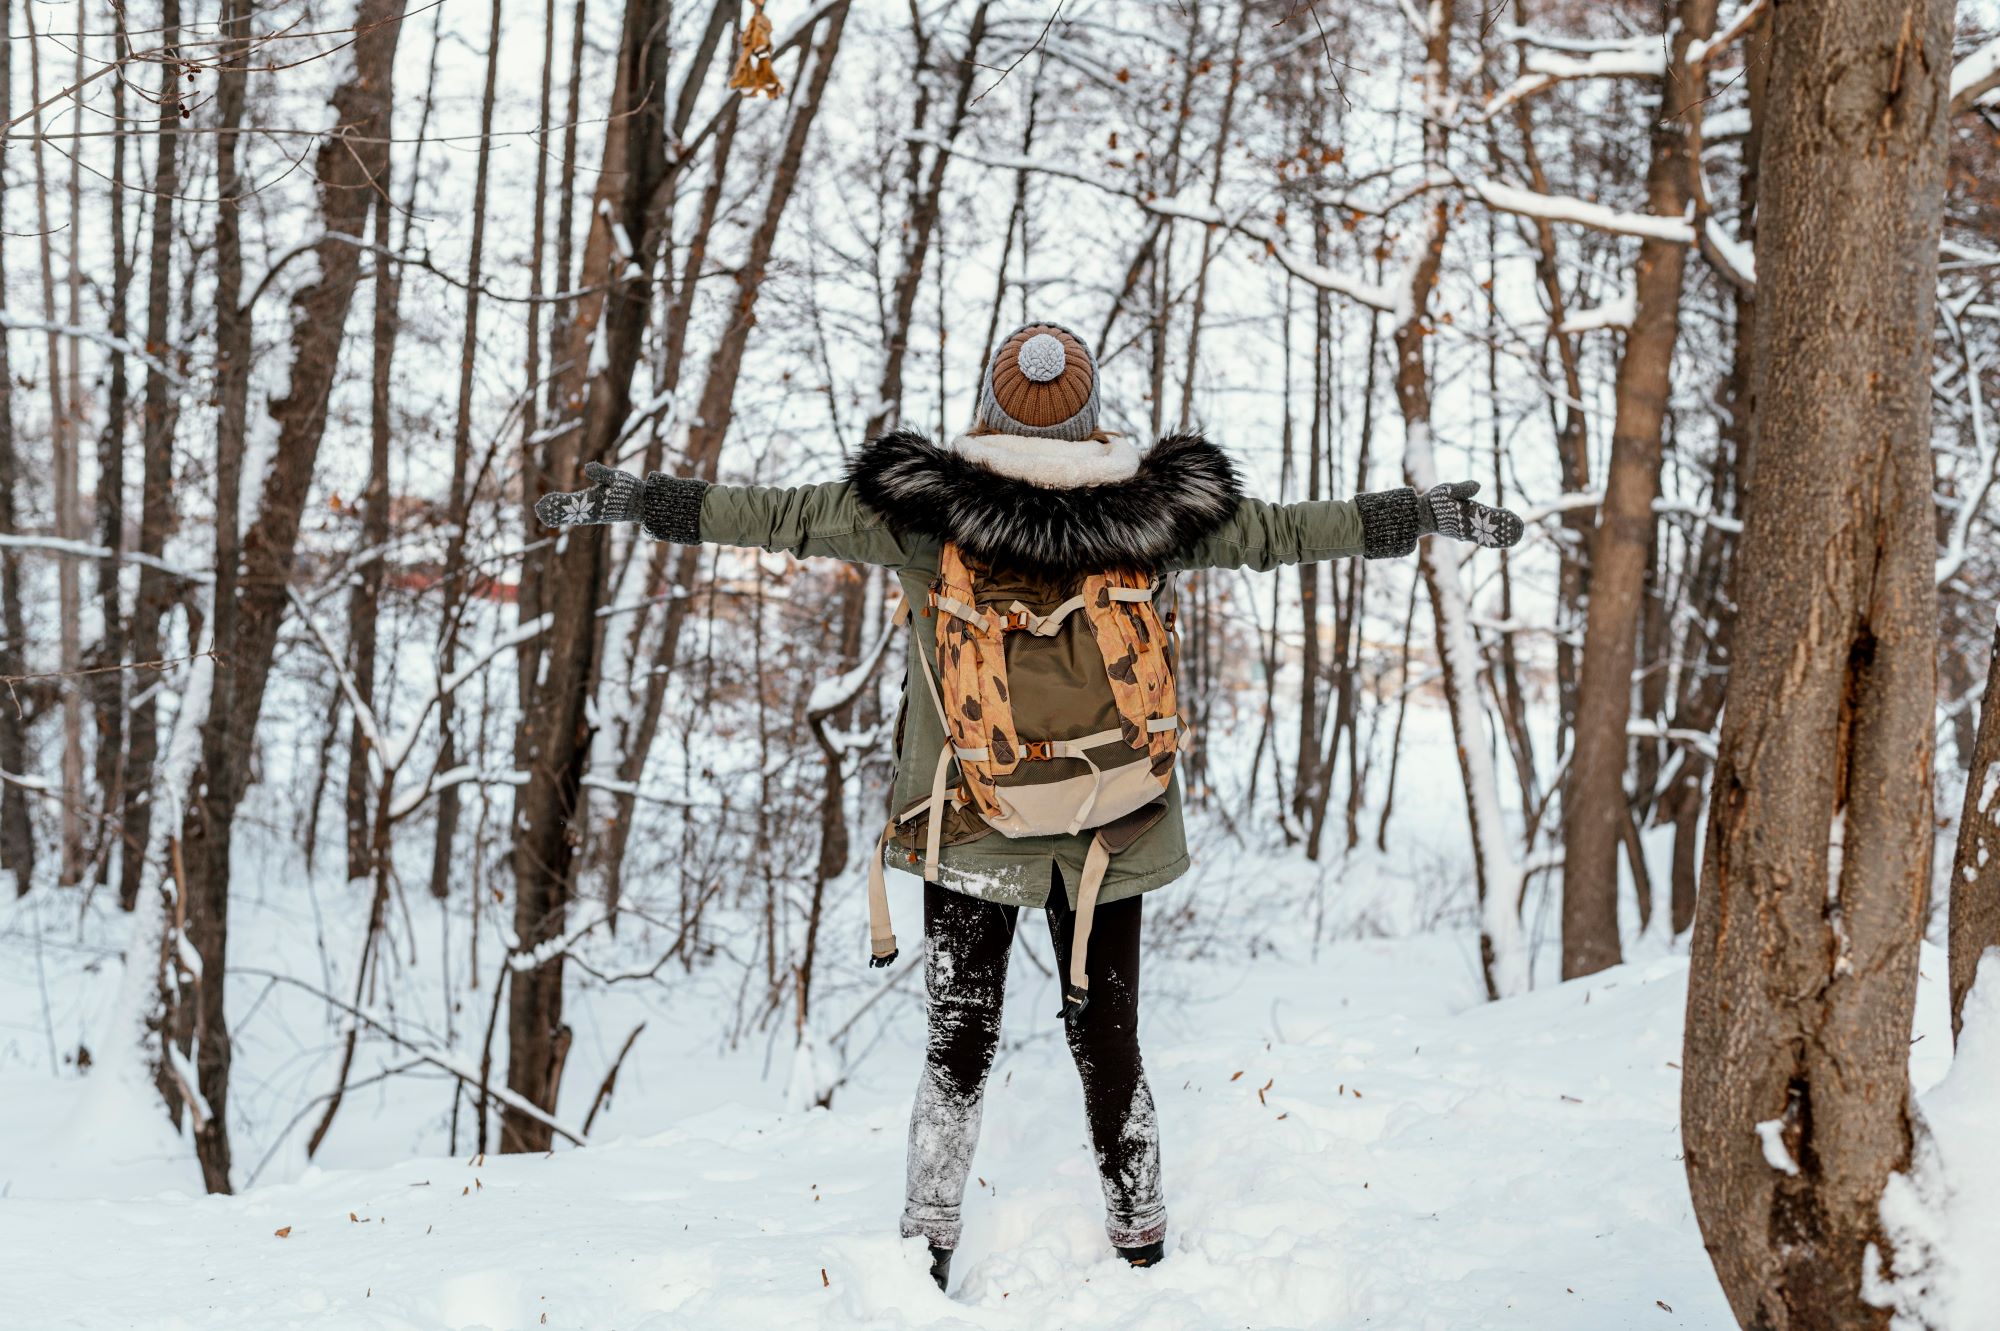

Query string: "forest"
[[1, 0, 1998, 1327]]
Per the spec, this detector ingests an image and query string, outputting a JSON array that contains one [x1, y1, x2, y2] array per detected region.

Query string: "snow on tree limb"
[[1484, 40, 1666, 120], [1951, 36, 2000, 115], [1470, 178, 1696, 244]]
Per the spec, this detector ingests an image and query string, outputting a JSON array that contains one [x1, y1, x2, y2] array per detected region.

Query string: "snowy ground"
[[3, 705, 1993, 1329], [2, 920, 1981, 1331]]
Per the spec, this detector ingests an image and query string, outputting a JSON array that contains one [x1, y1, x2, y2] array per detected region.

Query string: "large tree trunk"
[[1680, 1, 1951, 1323], [1950, 618, 2000, 1044], [1560, 0, 1717, 979], [507, 0, 683, 1153], [171, 0, 407, 1193]]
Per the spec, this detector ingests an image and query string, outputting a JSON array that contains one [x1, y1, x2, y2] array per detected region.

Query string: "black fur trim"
[[848, 430, 1243, 576]]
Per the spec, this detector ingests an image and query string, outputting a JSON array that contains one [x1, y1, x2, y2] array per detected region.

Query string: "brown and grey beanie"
[[976, 323, 1101, 441]]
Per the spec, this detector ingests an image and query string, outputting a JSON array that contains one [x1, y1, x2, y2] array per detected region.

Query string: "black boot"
[[928, 1244, 953, 1291], [1117, 1239, 1165, 1268]]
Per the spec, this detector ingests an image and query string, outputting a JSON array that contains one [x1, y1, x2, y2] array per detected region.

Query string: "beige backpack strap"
[[867, 819, 898, 967], [866, 594, 916, 971], [1060, 832, 1114, 1024]]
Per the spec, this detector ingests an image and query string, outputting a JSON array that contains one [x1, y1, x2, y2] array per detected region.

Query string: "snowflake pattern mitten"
[[1417, 480, 1523, 550], [535, 461, 644, 530]]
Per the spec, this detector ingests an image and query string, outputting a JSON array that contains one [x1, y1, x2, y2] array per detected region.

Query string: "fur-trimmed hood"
[[848, 429, 1242, 576]]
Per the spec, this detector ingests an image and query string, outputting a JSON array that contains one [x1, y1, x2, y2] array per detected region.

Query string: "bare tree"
[[0, 0, 34, 892], [1559, 0, 1718, 978], [1681, 0, 1953, 1323], [169, 0, 409, 1192], [122, 0, 185, 912]]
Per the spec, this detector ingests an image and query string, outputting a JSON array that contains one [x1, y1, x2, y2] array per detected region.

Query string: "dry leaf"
[[1257, 1078, 1273, 1105], [1657, 1300, 1673, 1313], [820, 1268, 830, 1288], [728, 0, 785, 99], [274, 1226, 292, 1238], [1229, 1070, 1244, 1082]]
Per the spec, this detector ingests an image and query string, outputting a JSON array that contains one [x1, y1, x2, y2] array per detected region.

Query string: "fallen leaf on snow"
[[274, 1227, 292, 1239]]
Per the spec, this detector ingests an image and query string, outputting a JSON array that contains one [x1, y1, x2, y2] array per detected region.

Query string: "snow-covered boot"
[[928, 1244, 953, 1291], [1117, 1239, 1165, 1268]]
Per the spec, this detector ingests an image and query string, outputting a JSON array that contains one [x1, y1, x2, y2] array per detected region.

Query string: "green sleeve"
[[1164, 497, 1368, 572], [697, 480, 915, 568]]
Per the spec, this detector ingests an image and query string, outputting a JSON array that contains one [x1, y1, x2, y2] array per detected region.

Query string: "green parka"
[[676, 429, 1410, 911]]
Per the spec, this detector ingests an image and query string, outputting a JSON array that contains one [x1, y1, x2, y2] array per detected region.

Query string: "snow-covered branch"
[[0, 533, 212, 583], [1951, 36, 2000, 115], [1470, 178, 1696, 244], [0, 314, 189, 387]]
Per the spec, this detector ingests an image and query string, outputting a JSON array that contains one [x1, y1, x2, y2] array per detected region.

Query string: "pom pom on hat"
[[1017, 333, 1067, 383]]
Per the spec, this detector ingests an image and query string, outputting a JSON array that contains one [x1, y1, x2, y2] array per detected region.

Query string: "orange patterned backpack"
[[868, 542, 1183, 1020]]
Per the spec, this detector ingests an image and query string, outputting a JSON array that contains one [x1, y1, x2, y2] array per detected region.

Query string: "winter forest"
[[2, 0, 1999, 1326]]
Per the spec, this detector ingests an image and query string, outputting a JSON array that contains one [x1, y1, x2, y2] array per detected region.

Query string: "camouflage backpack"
[[867, 542, 1183, 1020]]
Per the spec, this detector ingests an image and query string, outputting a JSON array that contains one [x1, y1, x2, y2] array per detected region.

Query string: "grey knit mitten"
[[534, 462, 706, 544], [535, 462, 642, 528], [1418, 480, 1522, 550]]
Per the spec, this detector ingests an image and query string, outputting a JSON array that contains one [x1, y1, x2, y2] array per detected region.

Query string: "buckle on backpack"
[[1020, 740, 1055, 762]]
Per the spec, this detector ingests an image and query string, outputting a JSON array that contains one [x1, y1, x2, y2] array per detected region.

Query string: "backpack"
[[867, 541, 1184, 1020]]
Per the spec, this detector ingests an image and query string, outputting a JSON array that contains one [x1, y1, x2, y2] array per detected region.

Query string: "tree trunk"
[[508, 0, 688, 1153], [1949, 618, 2000, 1044], [24, 11, 84, 884], [0, 0, 35, 892], [91, 22, 133, 886], [1681, 1, 1951, 1323], [1391, 0, 1525, 1000], [430, 0, 504, 901], [1560, 0, 1717, 980], [122, 0, 184, 912], [172, 0, 408, 1193]]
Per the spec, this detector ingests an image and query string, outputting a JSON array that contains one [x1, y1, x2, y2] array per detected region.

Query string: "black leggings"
[[900, 870, 1165, 1250]]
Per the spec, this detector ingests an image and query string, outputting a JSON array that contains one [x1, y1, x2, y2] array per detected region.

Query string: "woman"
[[535, 321, 1524, 1290]]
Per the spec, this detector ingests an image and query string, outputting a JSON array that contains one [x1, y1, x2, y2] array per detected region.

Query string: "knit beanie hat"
[[976, 322, 1102, 442]]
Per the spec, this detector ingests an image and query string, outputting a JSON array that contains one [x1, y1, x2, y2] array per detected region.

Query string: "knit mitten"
[[534, 461, 707, 544], [1417, 480, 1523, 550], [535, 462, 642, 528]]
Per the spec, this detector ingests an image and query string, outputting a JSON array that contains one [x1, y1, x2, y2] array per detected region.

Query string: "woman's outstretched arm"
[[1165, 480, 1523, 572], [534, 462, 917, 568]]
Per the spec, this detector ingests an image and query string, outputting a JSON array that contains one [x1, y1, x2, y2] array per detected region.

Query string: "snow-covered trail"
[[10, 937, 1886, 1331]]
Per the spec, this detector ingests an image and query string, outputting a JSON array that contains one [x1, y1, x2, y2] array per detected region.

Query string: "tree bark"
[[1681, 1, 1951, 1323], [1949, 618, 2000, 1044], [508, 0, 688, 1153], [430, 0, 505, 901], [91, 20, 133, 885], [1390, 0, 1525, 1000], [120, 0, 185, 912], [0, 0, 35, 892], [172, 0, 407, 1193], [1560, 0, 1717, 980]]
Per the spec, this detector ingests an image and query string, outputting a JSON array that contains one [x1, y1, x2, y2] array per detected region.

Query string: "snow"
[[1869, 953, 2000, 1330], [1556, 292, 1635, 334], [1, 936, 1745, 1329], [1755, 1117, 1799, 1176], [1472, 178, 1697, 245], [1950, 36, 2000, 113]]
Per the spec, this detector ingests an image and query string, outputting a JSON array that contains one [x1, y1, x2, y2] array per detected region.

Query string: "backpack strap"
[[866, 819, 898, 968], [1059, 831, 1114, 1024]]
